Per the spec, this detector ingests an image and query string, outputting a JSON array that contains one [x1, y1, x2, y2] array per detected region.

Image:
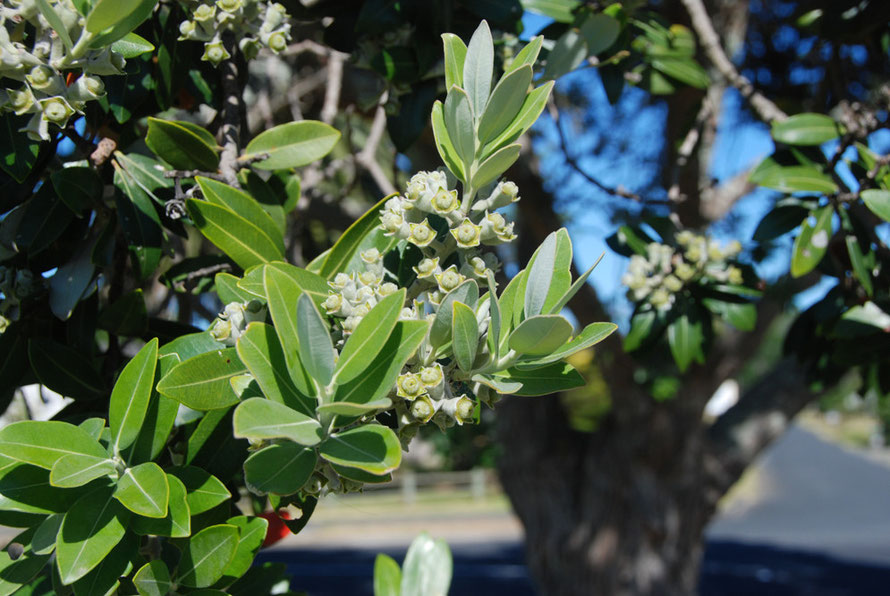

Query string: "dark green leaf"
[[27, 339, 105, 400], [177, 524, 240, 588], [791, 205, 833, 277], [168, 466, 230, 515], [187, 199, 283, 269], [771, 113, 843, 146], [145, 118, 218, 171], [667, 313, 705, 372], [55, 486, 128, 585], [156, 348, 246, 410], [109, 338, 158, 454], [493, 362, 586, 396], [242, 121, 340, 170], [243, 443, 316, 496]]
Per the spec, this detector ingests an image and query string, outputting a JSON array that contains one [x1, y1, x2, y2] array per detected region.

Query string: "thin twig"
[[355, 94, 397, 196], [321, 52, 345, 125], [218, 34, 244, 188], [668, 99, 713, 202], [548, 100, 666, 204], [680, 0, 787, 124], [164, 169, 227, 182]]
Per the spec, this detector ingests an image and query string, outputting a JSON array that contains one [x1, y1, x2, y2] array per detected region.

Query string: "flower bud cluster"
[[178, 0, 291, 65], [392, 363, 472, 428], [322, 248, 409, 346], [0, 0, 118, 140], [209, 299, 267, 346], [0, 266, 41, 327], [621, 232, 744, 311]]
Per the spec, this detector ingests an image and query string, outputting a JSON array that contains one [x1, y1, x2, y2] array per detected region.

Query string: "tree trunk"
[[497, 392, 713, 596]]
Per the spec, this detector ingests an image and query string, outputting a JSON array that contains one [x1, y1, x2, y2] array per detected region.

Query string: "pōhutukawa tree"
[[0, 4, 614, 593]]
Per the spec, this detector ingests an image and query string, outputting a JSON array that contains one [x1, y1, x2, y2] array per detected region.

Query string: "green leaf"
[[478, 66, 533, 144], [297, 293, 335, 388], [400, 532, 453, 596], [862, 189, 890, 222], [524, 231, 558, 317], [752, 202, 811, 241], [50, 454, 116, 488], [113, 151, 172, 193], [28, 338, 105, 400], [316, 398, 392, 416], [846, 235, 874, 297], [667, 313, 705, 372], [187, 199, 284, 269], [497, 272, 524, 350], [243, 443, 316, 496], [133, 560, 171, 596], [0, 465, 91, 514], [113, 462, 168, 518], [452, 301, 479, 372], [47, 239, 96, 321], [443, 86, 476, 167], [430, 280, 479, 348], [480, 81, 553, 160], [431, 101, 466, 182], [374, 554, 401, 596], [243, 121, 340, 170], [169, 466, 230, 515], [220, 516, 268, 584], [509, 315, 573, 356], [36, 0, 73, 50], [441, 33, 467, 91], [113, 165, 162, 280], [507, 35, 544, 74], [771, 113, 843, 146], [702, 299, 756, 331], [263, 267, 317, 398], [51, 166, 101, 216], [110, 31, 155, 58], [651, 58, 709, 89], [178, 524, 240, 588], [516, 321, 616, 368], [145, 118, 218, 171], [156, 348, 247, 410], [791, 205, 833, 277], [520, 0, 579, 23], [109, 338, 158, 454], [548, 252, 603, 315], [0, 526, 50, 595], [0, 421, 107, 470], [756, 165, 838, 194], [130, 474, 190, 538], [543, 28, 587, 80], [233, 398, 322, 445], [0, 115, 38, 182], [472, 373, 523, 394], [98, 289, 148, 336], [319, 424, 402, 475], [463, 21, 494, 116], [471, 143, 521, 188], [335, 289, 406, 384], [56, 486, 128, 585], [121, 352, 178, 466], [319, 194, 398, 279], [86, 0, 155, 43], [332, 320, 428, 410], [71, 533, 135, 596], [494, 362, 586, 396], [486, 275, 502, 359], [236, 322, 316, 416], [32, 513, 63, 555], [580, 13, 621, 55], [216, 272, 255, 304], [196, 177, 284, 253], [246, 262, 330, 306]]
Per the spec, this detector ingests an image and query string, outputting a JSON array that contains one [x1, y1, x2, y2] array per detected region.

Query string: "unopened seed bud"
[[408, 220, 435, 247], [451, 219, 482, 248], [267, 31, 288, 53], [413, 257, 439, 279], [435, 265, 464, 293], [431, 188, 459, 214], [727, 266, 743, 285], [194, 4, 216, 22], [40, 97, 74, 125], [216, 0, 242, 12], [410, 394, 436, 423], [397, 373, 424, 400], [381, 210, 404, 234], [360, 248, 381, 264], [663, 275, 683, 293], [377, 282, 398, 297], [419, 364, 443, 388], [202, 40, 231, 65]]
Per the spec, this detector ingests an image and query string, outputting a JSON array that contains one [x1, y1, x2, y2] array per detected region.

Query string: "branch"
[[667, 99, 713, 203], [320, 51, 345, 125], [699, 168, 756, 222], [681, 0, 787, 124], [355, 96, 397, 196], [703, 358, 816, 505], [548, 100, 669, 205], [218, 36, 244, 188]]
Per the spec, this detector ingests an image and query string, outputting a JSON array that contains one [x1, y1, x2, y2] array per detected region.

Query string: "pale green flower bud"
[[675, 261, 696, 281], [410, 394, 436, 423], [431, 188, 459, 215], [361, 248, 381, 264], [676, 231, 695, 246], [40, 96, 74, 126], [413, 257, 440, 279], [8, 87, 36, 115], [707, 241, 723, 262], [435, 265, 465, 293], [68, 75, 105, 101], [377, 282, 398, 297], [21, 111, 49, 141], [25, 65, 60, 93], [202, 40, 231, 65], [263, 3, 286, 30], [322, 293, 344, 315], [725, 240, 742, 258], [0, 315, 8, 334], [267, 31, 288, 54], [352, 302, 371, 318], [727, 266, 743, 285], [239, 37, 261, 61], [210, 318, 233, 344], [216, 0, 243, 12], [329, 273, 352, 291], [427, 290, 444, 306], [408, 219, 436, 247], [451, 219, 482, 249], [441, 395, 475, 425], [663, 275, 683, 293], [179, 20, 199, 40], [381, 210, 404, 235], [194, 4, 216, 22], [359, 269, 381, 286], [397, 373, 425, 400], [649, 288, 672, 311], [685, 244, 702, 263], [462, 256, 489, 279], [342, 315, 361, 333], [419, 364, 444, 388]]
